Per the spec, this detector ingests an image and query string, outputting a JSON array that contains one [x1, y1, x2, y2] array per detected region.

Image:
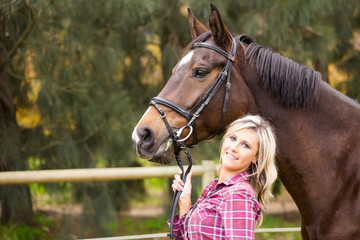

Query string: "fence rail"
[[79, 228, 302, 240], [0, 160, 219, 188]]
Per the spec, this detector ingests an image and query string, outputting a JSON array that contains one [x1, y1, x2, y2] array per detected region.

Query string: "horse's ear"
[[188, 8, 208, 39], [209, 4, 232, 49]]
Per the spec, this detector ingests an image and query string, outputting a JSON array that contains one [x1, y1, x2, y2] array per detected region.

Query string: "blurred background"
[[0, 0, 359, 239]]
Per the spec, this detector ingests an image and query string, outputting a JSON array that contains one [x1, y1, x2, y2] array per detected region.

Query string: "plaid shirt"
[[169, 171, 261, 239]]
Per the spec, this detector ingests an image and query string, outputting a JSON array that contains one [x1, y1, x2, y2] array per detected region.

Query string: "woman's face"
[[220, 128, 259, 174]]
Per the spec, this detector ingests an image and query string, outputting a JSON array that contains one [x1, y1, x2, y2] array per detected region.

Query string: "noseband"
[[150, 37, 237, 239]]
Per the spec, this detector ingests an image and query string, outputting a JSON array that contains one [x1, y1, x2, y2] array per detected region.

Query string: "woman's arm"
[[167, 170, 193, 240], [172, 169, 192, 217]]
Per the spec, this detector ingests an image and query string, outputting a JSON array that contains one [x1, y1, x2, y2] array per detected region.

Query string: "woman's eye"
[[242, 143, 250, 149], [229, 135, 236, 141], [193, 68, 209, 78]]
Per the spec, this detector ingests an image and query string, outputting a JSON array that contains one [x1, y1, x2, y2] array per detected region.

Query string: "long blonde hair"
[[221, 114, 278, 226]]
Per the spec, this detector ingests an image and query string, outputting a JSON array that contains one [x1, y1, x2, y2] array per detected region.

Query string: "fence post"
[[201, 160, 216, 190]]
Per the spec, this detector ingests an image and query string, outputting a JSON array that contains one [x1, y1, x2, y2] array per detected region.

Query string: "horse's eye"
[[193, 68, 209, 78]]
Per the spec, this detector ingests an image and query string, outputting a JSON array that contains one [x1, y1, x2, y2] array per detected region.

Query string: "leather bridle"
[[149, 37, 237, 239], [150, 37, 237, 147]]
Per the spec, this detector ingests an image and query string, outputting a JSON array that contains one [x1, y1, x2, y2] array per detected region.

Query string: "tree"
[[221, 0, 360, 86], [0, 0, 155, 234]]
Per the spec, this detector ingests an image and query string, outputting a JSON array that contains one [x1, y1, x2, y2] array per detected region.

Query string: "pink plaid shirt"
[[169, 171, 261, 239]]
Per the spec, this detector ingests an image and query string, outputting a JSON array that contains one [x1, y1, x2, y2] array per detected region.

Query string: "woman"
[[170, 115, 278, 239]]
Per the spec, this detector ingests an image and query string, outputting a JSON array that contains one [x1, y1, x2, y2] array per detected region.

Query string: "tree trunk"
[[315, 59, 329, 83], [0, 43, 35, 226]]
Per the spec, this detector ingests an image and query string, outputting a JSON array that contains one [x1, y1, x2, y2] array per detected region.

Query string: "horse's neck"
[[249, 77, 360, 225], [259, 81, 360, 167], [259, 80, 360, 130]]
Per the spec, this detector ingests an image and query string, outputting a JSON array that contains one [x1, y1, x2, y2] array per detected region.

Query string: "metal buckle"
[[175, 125, 193, 143]]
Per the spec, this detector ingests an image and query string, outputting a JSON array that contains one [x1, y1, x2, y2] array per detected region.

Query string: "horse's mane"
[[239, 34, 322, 109]]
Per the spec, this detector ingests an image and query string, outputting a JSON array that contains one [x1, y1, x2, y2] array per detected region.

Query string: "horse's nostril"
[[144, 132, 151, 143], [137, 126, 155, 149]]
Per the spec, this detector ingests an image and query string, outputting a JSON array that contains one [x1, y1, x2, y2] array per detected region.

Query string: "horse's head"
[[132, 4, 255, 164]]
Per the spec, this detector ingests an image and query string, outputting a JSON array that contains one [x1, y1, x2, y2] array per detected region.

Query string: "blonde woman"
[[170, 115, 278, 239]]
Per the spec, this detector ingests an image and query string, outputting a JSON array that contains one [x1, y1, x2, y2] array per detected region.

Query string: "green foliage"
[[0, 222, 45, 240], [223, 0, 360, 83], [0, 212, 56, 240], [1, 0, 155, 232], [256, 215, 302, 240]]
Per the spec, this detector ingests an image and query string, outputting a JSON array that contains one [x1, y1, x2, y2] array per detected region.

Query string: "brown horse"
[[132, 4, 360, 240]]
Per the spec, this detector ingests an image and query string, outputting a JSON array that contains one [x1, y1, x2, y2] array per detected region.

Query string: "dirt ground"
[[118, 187, 299, 218], [118, 198, 299, 217]]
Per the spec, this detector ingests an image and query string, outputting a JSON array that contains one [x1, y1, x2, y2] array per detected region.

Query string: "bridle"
[[151, 37, 237, 147], [150, 37, 237, 239]]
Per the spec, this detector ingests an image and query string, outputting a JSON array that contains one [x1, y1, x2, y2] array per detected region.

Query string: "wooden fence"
[[0, 160, 218, 190], [79, 227, 302, 240], [0, 160, 300, 239]]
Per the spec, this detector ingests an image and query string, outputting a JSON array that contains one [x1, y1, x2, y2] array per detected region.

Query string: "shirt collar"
[[200, 171, 251, 199], [219, 171, 251, 186]]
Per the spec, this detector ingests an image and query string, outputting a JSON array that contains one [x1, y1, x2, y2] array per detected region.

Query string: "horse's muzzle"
[[132, 126, 174, 164]]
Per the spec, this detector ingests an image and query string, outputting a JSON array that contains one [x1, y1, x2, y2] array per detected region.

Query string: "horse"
[[132, 4, 360, 240]]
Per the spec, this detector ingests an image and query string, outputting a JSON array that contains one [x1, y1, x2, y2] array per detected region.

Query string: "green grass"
[[118, 215, 169, 235], [0, 212, 57, 240], [0, 213, 301, 240], [256, 215, 302, 240]]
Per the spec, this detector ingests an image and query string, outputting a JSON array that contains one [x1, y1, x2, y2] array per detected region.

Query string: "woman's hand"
[[172, 169, 192, 217]]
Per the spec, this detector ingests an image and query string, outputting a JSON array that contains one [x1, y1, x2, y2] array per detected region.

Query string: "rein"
[[150, 37, 237, 239]]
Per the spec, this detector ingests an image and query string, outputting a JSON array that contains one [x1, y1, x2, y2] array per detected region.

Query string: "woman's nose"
[[229, 141, 238, 152]]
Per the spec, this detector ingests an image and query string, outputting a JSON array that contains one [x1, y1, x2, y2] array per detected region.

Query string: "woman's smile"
[[226, 152, 239, 160]]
